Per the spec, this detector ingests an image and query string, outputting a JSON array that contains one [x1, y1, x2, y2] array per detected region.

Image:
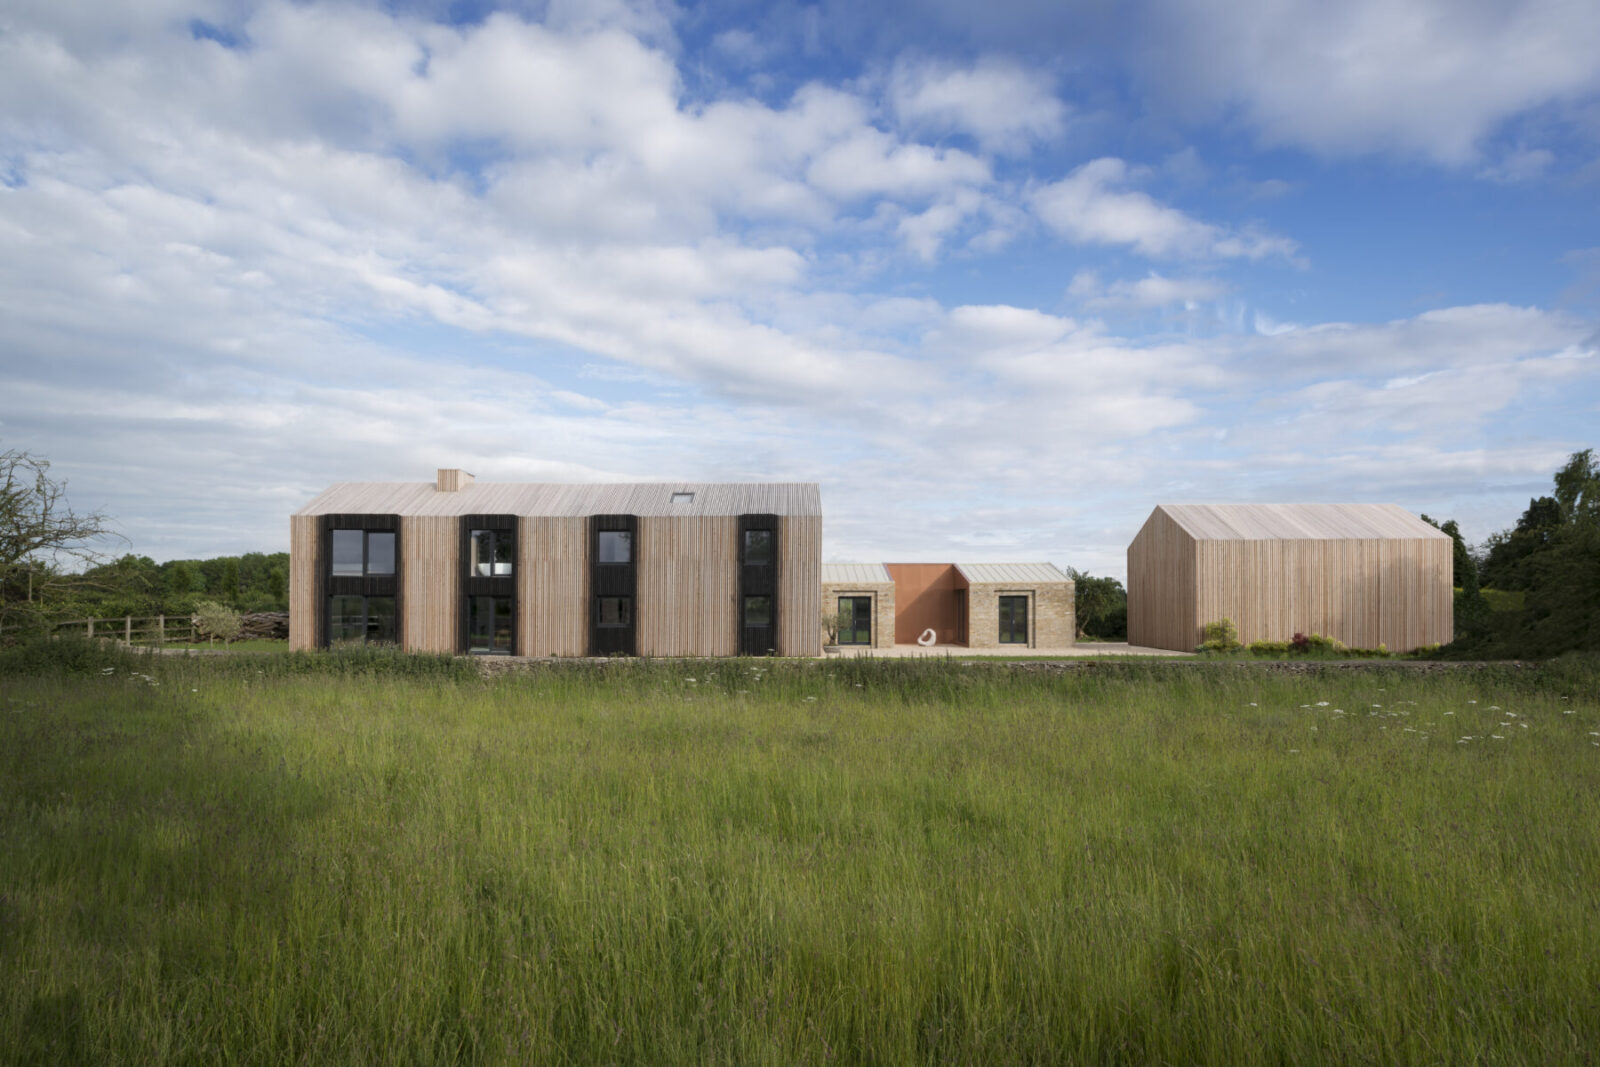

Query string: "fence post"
[[87, 618, 94, 639], [126, 615, 132, 644], [158, 615, 165, 647]]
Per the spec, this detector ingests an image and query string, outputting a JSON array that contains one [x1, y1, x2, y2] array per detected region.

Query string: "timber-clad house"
[[291, 469, 822, 657]]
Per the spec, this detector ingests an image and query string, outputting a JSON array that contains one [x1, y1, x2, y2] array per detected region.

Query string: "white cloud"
[[1068, 270, 1228, 309], [1140, 0, 1600, 164], [0, 1, 1593, 576], [1032, 157, 1298, 260], [1478, 146, 1557, 183], [889, 55, 1067, 153]]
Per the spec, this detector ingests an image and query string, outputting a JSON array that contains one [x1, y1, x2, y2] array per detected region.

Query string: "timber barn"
[[290, 469, 821, 657], [1127, 503, 1453, 653]]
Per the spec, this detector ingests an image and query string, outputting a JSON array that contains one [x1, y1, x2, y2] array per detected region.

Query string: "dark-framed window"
[[330, 529, 395, 576], [596, 596, 632, 627], [838, 596, 872, 645], [589, 515, 637, 655], [743, 529, 773, 566], [329, 594, 397, 646], [320, 515, 400, 649], [597, 530, 632, 564], [469, 528, 514, 577], [460, 515, 517, 655], [467, 595, 514, 654], [739, 514, 779, 656], [999, 595, 1029, 645]]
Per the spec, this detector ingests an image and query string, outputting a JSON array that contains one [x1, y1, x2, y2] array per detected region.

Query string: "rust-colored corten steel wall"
[[886, 564, 969, 645]]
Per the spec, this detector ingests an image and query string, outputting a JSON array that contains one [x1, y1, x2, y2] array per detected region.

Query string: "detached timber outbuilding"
[[290, 469, 821, 657], [1127, 503, 1452, 653]]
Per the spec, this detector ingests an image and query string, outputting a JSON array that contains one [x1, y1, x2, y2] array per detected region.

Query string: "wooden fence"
[[47, 615, 202, 647]]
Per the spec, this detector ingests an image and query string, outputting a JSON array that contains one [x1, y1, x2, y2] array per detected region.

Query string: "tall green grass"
[[2, 653, 1598, 1064]]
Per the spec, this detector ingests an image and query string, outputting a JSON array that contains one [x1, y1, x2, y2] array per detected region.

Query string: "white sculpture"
[[916, 628, 937, 647]]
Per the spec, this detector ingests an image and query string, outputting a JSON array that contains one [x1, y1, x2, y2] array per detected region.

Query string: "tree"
[[1419, 514, 1478, 589], [165, 561, 200, 598], [1445, 447, 1600, 658], [1066, 568, 1127, 640], [267, 566, 287, 606], [1553, 448, 1600, 524], [0, 447, 115, 637], [220, 558, 241, 605]]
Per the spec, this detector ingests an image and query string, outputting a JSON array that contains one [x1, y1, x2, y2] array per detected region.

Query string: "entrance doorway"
[[998, 595, 1029, 645], [838, 596, 872, 645]]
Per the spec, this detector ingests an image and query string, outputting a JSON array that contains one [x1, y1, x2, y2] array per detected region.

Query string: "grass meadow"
[[2, 648, 1598, 1064]]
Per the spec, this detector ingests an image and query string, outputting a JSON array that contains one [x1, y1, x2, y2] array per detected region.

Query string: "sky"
[[2, 0, 1597, 579]]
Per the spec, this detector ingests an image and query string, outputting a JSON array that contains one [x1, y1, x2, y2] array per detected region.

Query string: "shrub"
[[0, 633, 143, 676], [192, 600, 242, 645], [1247, 640, 1290, 655], [1199, 618, 1242, 652]]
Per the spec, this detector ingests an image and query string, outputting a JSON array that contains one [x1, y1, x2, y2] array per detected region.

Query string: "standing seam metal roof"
[[954, 562, 1071, 584], [1154, 503, 1448, 541], [294, 482, 822, 518], [821, 563, 894, 584]]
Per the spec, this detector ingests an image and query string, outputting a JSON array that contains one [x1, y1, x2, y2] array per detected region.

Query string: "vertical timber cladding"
[[739, 514, 779, 655], [523, 516, 587, 657], [637, 516, 738, 657], [459, 515, 517, 654], [401, 516, 458, 652], [319, 514, 400, 648], [778, 515, 822, 657], [288, 514, 321, 651], [589, 514, 637, 656]]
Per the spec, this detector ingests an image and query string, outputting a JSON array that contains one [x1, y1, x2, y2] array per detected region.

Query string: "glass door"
[[998, 595, 1028, 645], [838, 596, 872, 645]]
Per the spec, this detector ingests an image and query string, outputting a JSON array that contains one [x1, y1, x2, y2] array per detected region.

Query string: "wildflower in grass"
[[1316, 701, 1330, 707]]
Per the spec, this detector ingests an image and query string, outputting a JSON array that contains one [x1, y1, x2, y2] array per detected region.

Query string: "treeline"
[[44, 552, 289, 619], [1436, 449, 1599, 658]]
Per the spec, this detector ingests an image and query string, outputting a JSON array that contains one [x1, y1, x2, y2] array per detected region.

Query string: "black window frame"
[[319, 514, 400, 649], [838, 595, 872, 646], [460, 515, 517, 655], [739, 514, 780, 656], [329, 528, 395, 577], [589, 515, 637, 655], [329, 593, 398, 647], [998, 595, 1030, 646]]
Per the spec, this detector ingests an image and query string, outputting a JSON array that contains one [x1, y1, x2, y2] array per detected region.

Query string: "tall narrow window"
[[998, 595, 1029, 645], [738, 514, 779, 656], [461, 516, 517, 655]]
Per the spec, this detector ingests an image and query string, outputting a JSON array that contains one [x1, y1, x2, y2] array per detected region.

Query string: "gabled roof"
[[954, 562, 1071, 584], [294, 481, 821, 518], [821, 563, 893, 584], [1152, 503, 1448, 541]]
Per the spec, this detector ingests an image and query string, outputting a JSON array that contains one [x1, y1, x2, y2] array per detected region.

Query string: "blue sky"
[[1, 0, 1597, 578]]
